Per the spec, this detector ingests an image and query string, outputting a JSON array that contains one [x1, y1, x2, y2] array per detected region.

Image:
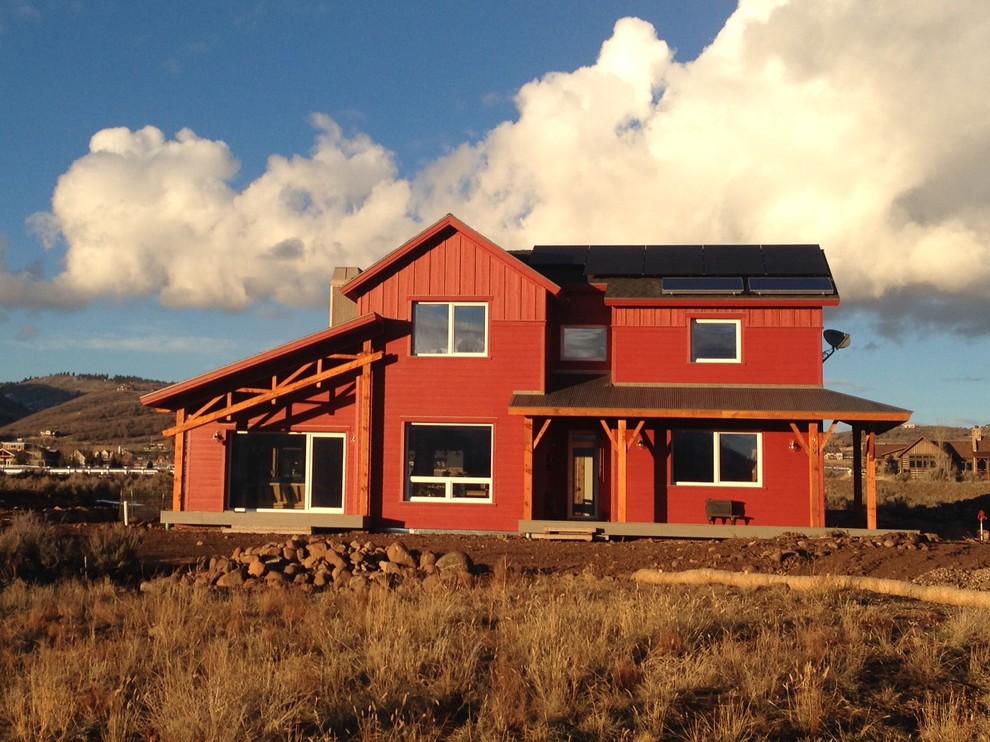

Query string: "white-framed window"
[[561, 326, 608, 361], [671, 430, 762, 486], [412, 302, 488, 356], [228, 431, 345, 511], [691, 319, 741, 363], [405, 423, 493, 502]]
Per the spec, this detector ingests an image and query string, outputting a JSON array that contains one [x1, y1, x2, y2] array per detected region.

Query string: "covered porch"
[[510, 375, 911, 532]]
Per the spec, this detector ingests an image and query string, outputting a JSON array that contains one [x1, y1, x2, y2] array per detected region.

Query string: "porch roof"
[[509, 374, 911, 432]]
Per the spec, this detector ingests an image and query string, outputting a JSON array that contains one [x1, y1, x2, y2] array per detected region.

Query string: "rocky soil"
[[132, 526, 990, 592]]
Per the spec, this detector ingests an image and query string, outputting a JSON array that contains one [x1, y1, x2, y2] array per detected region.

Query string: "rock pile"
[[177, 536, 476, 592]]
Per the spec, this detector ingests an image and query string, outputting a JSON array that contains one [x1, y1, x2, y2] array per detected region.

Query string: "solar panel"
[[584, 246, 645, 276], [761, 245, 830, 276], [662, 277, 745, 294], [644, 245, 704, 276], [702, 246, 765, 276], [529, 245, 589, 267], [748, 277, 835, 294]]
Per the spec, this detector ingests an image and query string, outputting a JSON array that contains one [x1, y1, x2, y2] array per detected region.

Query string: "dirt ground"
[[125, 523, 990, 589]]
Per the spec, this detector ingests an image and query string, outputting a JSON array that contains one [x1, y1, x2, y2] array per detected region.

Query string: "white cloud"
[[8, 1, 990, 335], [25, 118, 415, 310]]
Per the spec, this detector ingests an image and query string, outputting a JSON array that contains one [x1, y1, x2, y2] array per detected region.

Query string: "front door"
[[568, 431, 598, 519]]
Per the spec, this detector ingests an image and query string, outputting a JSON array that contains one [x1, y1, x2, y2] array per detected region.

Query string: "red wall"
[[655, 427, 814, 527], [612, 306, 824, 386], [375, 320, 546, 531], [184, 426, 227, 513]]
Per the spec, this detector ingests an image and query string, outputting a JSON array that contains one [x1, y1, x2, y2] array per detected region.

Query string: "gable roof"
[[341, 214, 561, 300]]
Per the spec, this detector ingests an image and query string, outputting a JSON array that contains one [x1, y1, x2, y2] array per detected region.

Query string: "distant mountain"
[[0, 374, 174, 452]]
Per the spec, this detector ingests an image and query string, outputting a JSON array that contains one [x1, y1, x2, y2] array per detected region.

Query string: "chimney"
[[973, 427, 983, 452], [329, 267, 362, 327]]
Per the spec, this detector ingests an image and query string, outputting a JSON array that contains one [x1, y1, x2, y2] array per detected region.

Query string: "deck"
[[519, 519, 916, 540], [160, 510, 368, 533]]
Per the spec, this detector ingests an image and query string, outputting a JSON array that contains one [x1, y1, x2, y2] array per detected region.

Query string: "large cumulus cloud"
[[10, 0, 990, 334]]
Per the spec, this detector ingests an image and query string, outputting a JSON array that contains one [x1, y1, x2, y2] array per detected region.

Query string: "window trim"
[[561, 325, 608, 362], [412, 301, 489, 357], [672, 430, 763, 487], [405, 422, 494, 503], [690, 318, 742, 364]]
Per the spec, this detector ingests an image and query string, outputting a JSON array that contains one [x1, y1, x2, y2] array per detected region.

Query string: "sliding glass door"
[[229, 432, 345, 512]]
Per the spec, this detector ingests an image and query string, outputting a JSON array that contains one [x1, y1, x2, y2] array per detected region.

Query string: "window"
[[229, 432, 345, 511], [691, 319, 741, 363], [561, 326, 607, 361], [672, 430, 761, 486], [405, 423, 493, 501], [413, 302, 487, 356]]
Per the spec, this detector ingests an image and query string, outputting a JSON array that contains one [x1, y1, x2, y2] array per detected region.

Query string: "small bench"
[[705, 499, 751, 525]]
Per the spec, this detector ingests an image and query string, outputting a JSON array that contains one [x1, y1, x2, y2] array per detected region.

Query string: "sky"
[[0, 0, 988, 427]]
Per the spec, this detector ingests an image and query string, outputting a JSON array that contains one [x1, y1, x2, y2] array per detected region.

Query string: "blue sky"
[[0, 1, 987, 427]]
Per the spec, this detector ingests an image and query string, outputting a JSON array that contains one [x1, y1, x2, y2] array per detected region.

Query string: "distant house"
[[880, 428, 990, 480], [0, 447, 17, 468], [0, 441, 58, 468], [142, 214, 910, 536]]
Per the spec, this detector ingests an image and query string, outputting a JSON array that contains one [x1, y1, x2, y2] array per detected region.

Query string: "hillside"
[[0, 374, 173, 452]]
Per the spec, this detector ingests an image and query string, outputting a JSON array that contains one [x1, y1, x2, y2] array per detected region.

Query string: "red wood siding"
[[659, 429, 813, 527], [184, 426, 227, 513], [612, 306, 824, 385], [375, 321, 546, 531], [356, 231, 547, 323]]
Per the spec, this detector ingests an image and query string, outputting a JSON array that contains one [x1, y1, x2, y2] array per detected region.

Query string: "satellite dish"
[[822, 329, 851, 362]]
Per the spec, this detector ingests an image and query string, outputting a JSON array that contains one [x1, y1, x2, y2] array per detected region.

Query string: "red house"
[[142, 215, 910, 536]]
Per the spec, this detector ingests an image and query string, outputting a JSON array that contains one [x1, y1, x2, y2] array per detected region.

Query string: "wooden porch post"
[[617, 418, 628, 523], [523, 417, 534, 520], [866, 431, 878, 529], [172, 410, 185, 512], [357, 339, 373, 517], [808, 422, 821, 528], [852, 427, 863, 514]]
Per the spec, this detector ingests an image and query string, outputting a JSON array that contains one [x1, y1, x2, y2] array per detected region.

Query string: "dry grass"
[[0, 574, 988, 740]]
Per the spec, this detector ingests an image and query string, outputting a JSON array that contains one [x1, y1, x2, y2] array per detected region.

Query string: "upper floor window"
[[413, 302, 488, 356], [691, 319, 741, 363], [561, 326, 607, 361]]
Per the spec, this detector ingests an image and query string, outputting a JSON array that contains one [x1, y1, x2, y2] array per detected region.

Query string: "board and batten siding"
[[356, 230, 547, 323]]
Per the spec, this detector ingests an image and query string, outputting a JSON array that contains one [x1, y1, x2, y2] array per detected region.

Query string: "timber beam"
[[163, 350, 383, 437]]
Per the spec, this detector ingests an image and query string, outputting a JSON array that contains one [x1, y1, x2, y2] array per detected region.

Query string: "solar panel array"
[[528, 243, 835, 296]]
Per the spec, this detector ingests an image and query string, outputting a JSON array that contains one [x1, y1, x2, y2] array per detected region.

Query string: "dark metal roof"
[[509, 375, 910, 430]]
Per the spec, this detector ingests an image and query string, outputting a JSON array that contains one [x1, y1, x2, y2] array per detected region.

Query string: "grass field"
[[2, 569, 990, 740]]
